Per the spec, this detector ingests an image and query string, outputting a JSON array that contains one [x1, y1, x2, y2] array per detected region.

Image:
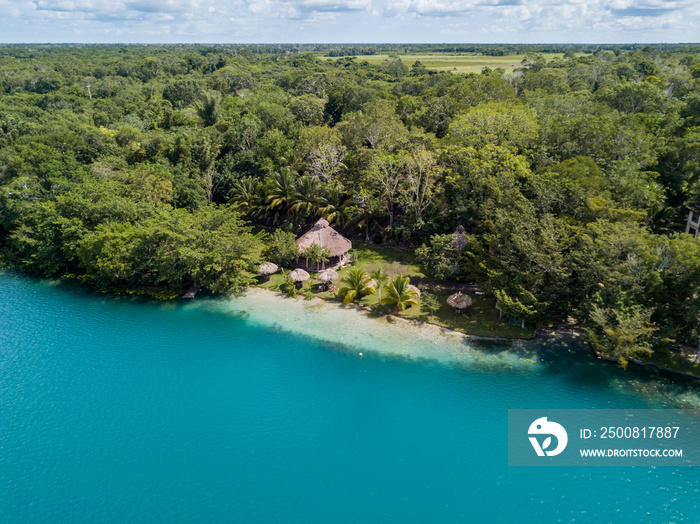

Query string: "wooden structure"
[[295, 218, 352, 269], [287, 268, 310, 289], [258, 262, 279, 281], [686, 207, 700, 240], [450, 225, 469, 251], [447, 292, 472, 313]]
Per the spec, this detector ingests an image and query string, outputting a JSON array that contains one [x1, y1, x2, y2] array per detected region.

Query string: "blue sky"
[[0, 0, 697, 43]]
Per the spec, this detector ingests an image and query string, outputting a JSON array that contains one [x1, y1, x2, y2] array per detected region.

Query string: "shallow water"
[[1, 272, 699, 522]]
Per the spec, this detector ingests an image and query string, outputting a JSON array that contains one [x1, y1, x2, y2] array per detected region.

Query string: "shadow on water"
[[467, 331, 700, 406]]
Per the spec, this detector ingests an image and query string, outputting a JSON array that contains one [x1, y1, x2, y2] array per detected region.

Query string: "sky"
[[0, 0, 698, 44]]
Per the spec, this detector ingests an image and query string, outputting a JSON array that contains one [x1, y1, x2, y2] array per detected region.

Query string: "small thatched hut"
[[317, 269, 339, 283], [450, 225, 469, 251], [295, 218, 352, 269], [287, 268, 310, 288], [258, 262, 279, 279], [408, 284, 421, 298], [447, 292, 472, 313]]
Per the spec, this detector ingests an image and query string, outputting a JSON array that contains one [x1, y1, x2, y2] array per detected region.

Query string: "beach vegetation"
[[381, 275, 420, 313], [339, 267, 375, 305]]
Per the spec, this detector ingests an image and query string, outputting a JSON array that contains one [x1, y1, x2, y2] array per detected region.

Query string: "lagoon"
[[1, 272, 699, 522]]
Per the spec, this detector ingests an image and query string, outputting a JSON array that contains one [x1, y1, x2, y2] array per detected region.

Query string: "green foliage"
[[586, 290, 656, 362], [421, 293, 440, 320], [262, 229, 299, 267], [77, 206, 262, 294], [280, 273, 299, 298], [447, 101, 539, 151], [598, 82, 666, 115], [369, 266, 390, 301], [415, 234, 460, 280], [303, 280, 316, 301], [493, 287, 545, 327], [339, 267, 375, 305], [301, 243, 331, 270], [381, 275, 419, 313]]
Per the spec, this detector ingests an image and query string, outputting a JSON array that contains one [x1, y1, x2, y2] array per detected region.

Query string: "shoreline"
[[202, 286, 549, 368], [4, 267, 700, 381], [234, 286, 700, 382], [252, 285, 526, 344]]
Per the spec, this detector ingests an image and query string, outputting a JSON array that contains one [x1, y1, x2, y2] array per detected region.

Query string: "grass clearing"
[[324, 53, 566, 74]]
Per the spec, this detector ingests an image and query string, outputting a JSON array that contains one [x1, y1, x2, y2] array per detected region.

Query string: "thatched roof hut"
[[287, 268, 310, 282], [447, 292, 472, 312], [295, 218, 352, 260], [450, 225, 469, 251], [258, 262, 279, 276], [408, 284, 421, 298], [317, 269, 339, 283]]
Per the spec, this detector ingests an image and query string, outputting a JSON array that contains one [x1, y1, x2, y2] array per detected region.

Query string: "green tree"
[[264, 167, 298, 224], [598, 81, 665, 115], [194, 92, 222, 127], [415, 234, 459, 280], [421, 293, 440, 320], [586, 291, 656, 365], [369, 266, 390, 301], [261, 229, 300, 267], [301, 243, 331, 271], [339, 267, 375, 305], [337, 99, 408, 151], [381, 275, 419, 313], [447, 101, 539, 151]]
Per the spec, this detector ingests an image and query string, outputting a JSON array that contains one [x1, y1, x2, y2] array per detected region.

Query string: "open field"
[[326, 53, 566, 74]]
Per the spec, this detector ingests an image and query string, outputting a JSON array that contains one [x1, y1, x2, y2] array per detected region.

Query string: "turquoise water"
[[1, 272, 699, 523]]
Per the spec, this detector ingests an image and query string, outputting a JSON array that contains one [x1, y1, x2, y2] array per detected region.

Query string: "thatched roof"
[[447, 292, 472, 309], [295, 218, 352, 258], [258, 262, 279, 276], [317, 269, 339, 282], [408, 284, 421, 298], [287, 268, 310, 282], [450, 225, 469, 251]]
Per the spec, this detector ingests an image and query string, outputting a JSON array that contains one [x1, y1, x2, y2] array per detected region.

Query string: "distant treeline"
[[3, 43, 700, 60]]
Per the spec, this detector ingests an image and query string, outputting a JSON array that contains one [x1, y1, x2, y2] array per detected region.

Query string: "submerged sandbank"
[[185, 287, 553, 372], [183, 288, 700, 408]]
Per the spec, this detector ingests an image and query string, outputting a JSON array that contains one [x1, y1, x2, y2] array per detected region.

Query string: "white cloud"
[[0, 0, 696, 42]]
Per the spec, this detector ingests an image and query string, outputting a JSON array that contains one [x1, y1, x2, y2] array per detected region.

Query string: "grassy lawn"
[[256, 244, 535, 339], [324, 53, 567, 74]]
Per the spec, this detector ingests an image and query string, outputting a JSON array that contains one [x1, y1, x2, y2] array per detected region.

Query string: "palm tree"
[[229, 176, 261, 217], [318, 181, 352, 227], [369, 266, 389, 302], [339, 267, 375, 305], [194, 92, 222, 127], [381, 275, 419, 313], [263, 167, 297, 224], [290, 176, 321, 217]]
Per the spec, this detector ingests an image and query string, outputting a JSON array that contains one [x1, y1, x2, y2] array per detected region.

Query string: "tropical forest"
[[2, 43, 700, 369]]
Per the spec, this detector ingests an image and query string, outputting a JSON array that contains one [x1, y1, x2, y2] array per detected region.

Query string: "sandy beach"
[[184, 287, 554, 372]]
